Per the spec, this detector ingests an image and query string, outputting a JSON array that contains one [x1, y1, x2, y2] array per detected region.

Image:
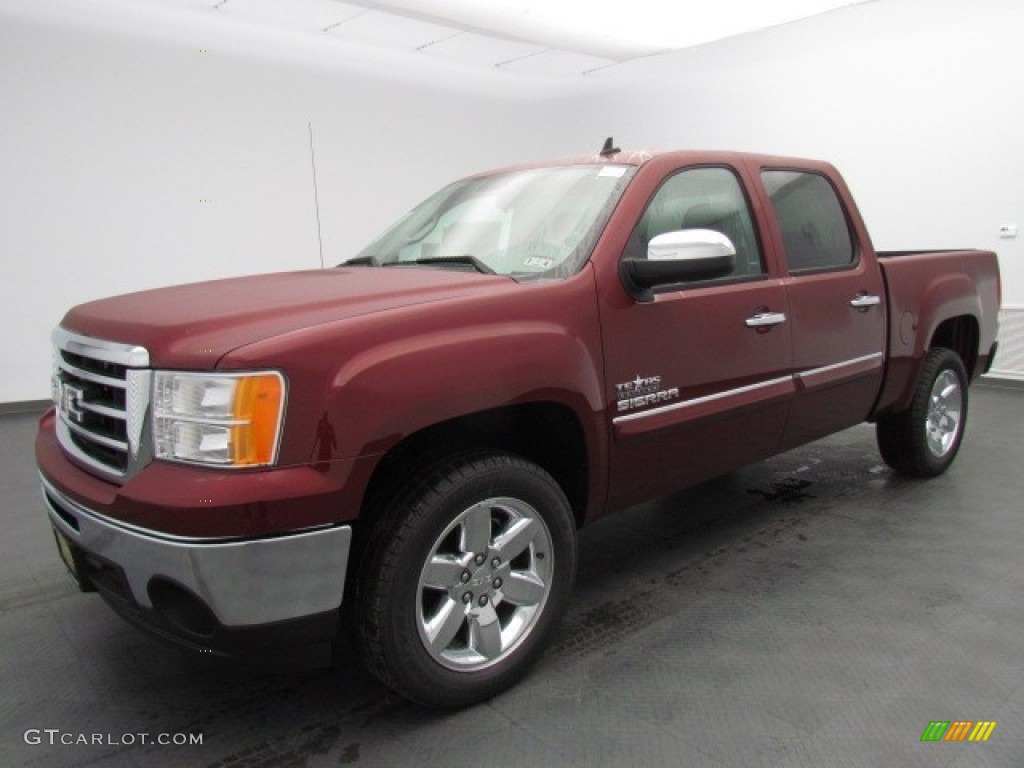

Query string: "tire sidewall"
[[910, 349, 969, 476], [376, 456, 576, 708]]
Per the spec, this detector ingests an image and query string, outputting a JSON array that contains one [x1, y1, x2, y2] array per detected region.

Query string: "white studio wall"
[[0, 0, 607, 404], [3, 0, 1023, 405], [586, 0, 1024, 374]]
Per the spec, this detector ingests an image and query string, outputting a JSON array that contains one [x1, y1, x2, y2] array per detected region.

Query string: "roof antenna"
[[599, 137, 620, 157]]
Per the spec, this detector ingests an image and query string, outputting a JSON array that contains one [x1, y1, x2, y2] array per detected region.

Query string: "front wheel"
[[353, 453, 577, 708], [877, 347, 969, 477]]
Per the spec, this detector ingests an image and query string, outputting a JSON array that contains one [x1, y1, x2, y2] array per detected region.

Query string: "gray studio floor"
[[2, 382, 1022, 767]]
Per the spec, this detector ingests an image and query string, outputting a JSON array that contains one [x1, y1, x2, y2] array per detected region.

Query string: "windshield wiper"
[[339, 255, 378, 267], [410, 255, 496, 275]]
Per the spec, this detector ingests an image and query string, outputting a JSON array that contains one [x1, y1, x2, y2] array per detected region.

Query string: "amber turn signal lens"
[[231, 374, 285, 466]]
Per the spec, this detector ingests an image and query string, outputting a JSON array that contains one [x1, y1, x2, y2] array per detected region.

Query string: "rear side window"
[[762, 171, 855, 272]]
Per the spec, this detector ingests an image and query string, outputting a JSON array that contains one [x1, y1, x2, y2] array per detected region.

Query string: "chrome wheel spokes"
[[416, 497, 553, 671], [925, 370, 962, 458]]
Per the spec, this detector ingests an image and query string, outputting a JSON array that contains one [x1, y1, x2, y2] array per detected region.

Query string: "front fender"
[[329, 320, 604, 457], [217, 269, 608, 522]]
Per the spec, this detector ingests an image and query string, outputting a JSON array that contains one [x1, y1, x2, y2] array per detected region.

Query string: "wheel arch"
[[929, 314, 980, 380], [360, 402, 591, 532], [875, 311, 982, 418]]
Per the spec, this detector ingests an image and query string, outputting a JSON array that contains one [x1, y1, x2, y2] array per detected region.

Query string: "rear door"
[[603, 163, 794, 509], [757, 167, 886, 448]]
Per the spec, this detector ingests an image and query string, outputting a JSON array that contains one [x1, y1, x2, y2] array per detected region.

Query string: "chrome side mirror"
[[621, 229, 737, 301]]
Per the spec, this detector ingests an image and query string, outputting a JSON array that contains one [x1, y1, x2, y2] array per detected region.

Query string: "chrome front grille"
[[52, 328, 151, 481]]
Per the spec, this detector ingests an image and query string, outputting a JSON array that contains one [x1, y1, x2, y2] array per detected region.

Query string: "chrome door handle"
[[745, 312, 787, 328], [850, 294, 881, 308]]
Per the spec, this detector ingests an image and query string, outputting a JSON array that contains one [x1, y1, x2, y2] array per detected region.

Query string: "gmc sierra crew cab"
[[37, 145, 1001, 708]]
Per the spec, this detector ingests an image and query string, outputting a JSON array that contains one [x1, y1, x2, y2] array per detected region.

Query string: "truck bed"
[[874, 248, 1000, 415]]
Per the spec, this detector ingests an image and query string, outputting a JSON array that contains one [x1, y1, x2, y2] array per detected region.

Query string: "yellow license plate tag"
[[53, 528, 79, 583]]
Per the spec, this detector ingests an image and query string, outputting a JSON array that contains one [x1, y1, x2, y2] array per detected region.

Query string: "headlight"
[[153, 371, 286, 467]]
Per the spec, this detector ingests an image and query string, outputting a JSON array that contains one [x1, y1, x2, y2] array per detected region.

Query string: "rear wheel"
[[877, 347, 969, 477], [353, 453, 576, 708]]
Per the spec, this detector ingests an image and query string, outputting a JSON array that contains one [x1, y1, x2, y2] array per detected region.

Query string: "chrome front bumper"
[[41, 475, 351, 628]]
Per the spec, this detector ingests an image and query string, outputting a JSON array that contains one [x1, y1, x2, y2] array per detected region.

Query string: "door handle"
[[745, 311, 787, 328], [850, 294, 881, 309]]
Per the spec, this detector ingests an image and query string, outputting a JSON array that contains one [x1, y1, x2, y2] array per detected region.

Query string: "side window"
[[762, 171, 855, 272], [624, 167, 763, 281]]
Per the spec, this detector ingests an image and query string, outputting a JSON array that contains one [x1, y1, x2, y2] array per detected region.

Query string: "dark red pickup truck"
[[38, 147, 1000, 707]]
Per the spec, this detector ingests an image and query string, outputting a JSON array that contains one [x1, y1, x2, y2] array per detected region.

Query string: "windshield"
[[347, 164, 635, 279]]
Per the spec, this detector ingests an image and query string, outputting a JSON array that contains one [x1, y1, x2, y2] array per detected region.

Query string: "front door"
[[602, 164, 794, 510]]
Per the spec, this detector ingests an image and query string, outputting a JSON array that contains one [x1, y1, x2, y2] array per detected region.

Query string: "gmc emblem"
[[60, 382, 86, 424]]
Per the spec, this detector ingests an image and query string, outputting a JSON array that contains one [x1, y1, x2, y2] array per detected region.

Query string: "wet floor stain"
[[204, 723, 341, 767], [338, 741, 360, 764], [552, 591, 659, 658], [746, 478, 815, 504]]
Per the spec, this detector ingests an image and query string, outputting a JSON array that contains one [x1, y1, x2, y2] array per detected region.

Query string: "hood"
[[61, 267, 510, 368]]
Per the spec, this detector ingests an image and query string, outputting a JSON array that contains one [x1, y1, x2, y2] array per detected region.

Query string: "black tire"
[[352, 452, 576, 709], [877, 347, 969, 478]]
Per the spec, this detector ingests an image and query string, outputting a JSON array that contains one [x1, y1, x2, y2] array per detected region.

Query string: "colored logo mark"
[[921, 721, 997, 742]]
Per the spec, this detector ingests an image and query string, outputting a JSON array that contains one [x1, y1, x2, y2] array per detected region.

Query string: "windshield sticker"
[[616, 374, 680, 412], [598, 166, 627, 178], [523, 257, 554, 269]]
